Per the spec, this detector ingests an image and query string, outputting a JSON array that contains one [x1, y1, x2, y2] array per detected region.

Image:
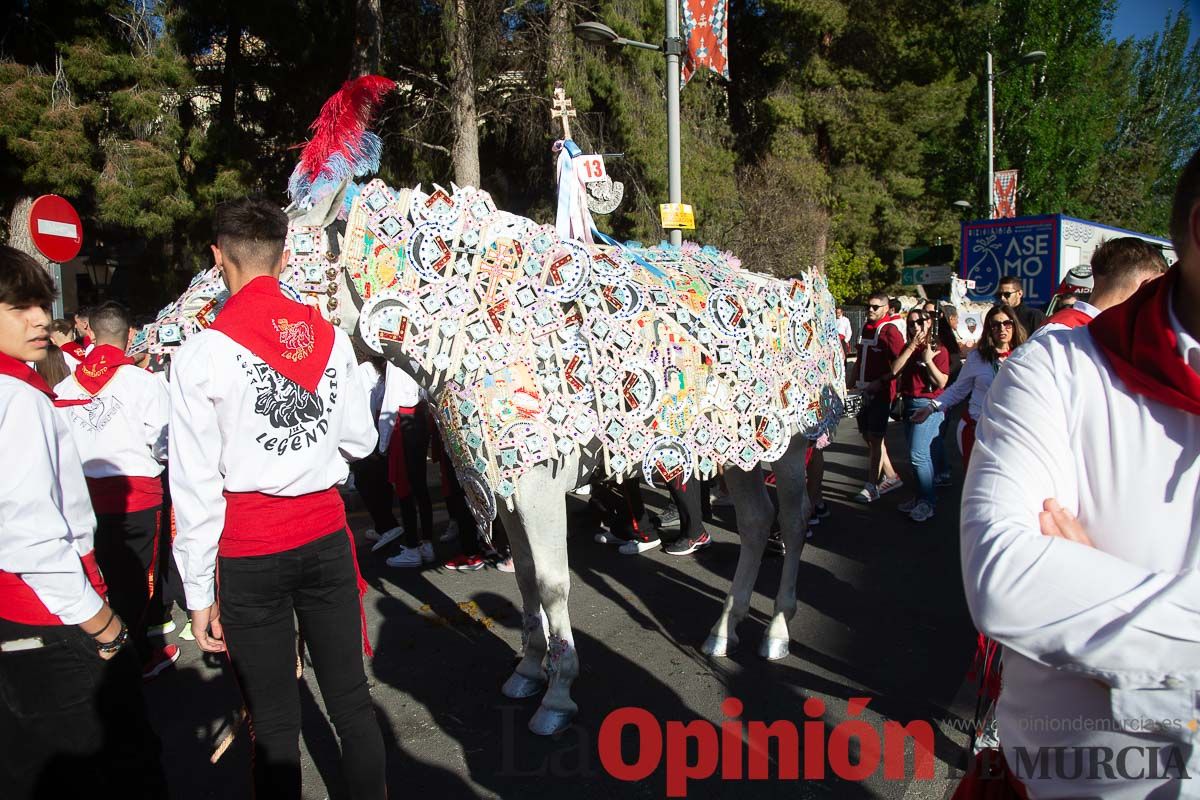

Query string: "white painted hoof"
[[702, 634, 736, 658], [759, 637, 790, 661], [501, 671, 546, 699], [528, 705, 575, 735]]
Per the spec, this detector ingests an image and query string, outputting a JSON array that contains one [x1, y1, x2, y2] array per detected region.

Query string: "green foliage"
[[0, 0, 1195, 313], [824, 242, 889, 303]]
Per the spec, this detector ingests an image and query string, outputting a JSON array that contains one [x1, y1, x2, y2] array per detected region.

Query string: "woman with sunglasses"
[[889, 310, 950, 521], [912, 304, 1027, 470]]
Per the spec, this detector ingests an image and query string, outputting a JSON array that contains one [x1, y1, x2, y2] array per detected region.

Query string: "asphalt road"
[[144, 419, 980, 800]]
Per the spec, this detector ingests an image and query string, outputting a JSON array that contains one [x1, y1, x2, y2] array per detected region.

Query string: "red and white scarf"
[[73, 344, 135, 396], [1090, 266, 1200, 416], [209, 275, 335, 392], [0, 352, 89, 407]]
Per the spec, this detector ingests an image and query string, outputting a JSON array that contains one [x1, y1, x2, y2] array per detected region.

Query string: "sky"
[[1112, 0, 1199, 47]]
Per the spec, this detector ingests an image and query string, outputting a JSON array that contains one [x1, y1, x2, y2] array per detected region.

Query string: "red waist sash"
[[86, 475, 163, 515], [0, 551, 108, 626], [219, 487, 347, 558]]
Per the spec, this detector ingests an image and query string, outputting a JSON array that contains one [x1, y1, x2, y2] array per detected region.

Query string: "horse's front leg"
[[498, 504, 548, 699], [760, 436, 810, 660]]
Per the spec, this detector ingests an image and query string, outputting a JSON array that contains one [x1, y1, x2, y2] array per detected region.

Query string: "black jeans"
[[666, 477, 707, 541], [0, 619, 166, 799], [95, 505, 161, 661], [218, 531, 385, 800], [350, 453, 399, 534], [395, 408, 432, 548]]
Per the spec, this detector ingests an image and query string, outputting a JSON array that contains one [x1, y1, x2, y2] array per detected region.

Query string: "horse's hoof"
[[501, 671, 546, 699], [759, 637, 790, 661], [702, 634, 736, 658], [528, 705, 575, 735]]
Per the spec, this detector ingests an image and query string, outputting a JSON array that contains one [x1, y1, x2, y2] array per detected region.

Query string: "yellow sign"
[[659, 203, 696, 230]]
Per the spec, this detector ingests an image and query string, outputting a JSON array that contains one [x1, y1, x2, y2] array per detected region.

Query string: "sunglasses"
[[867, 304, 887, 311], [996, 290, 1019, 300], [990, 319, 1014, 330]]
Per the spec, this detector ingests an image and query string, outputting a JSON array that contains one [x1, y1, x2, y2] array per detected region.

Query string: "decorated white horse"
[[140, 77, 847, 735]]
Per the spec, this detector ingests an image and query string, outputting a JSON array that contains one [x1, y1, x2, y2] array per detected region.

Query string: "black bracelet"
[[85, 610, 116, 639], [96, 623, 129, 654]]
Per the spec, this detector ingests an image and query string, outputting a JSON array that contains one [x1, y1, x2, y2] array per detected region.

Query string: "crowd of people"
[[1, 148, 1197, 800]]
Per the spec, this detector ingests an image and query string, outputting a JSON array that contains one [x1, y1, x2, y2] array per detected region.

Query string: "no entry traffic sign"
[[29, 195, 83, 263]]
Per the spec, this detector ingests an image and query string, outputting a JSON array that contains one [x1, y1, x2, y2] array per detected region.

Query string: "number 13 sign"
[[577, 154, 608, 184]]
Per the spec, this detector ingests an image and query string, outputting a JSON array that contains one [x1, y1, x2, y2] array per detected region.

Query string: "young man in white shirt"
[[0, 246, 164, 798], [170, 198, 385, 799], [957, 148, 1200, 798], [1032, 236, 1168, 338], [54, 301, 176, 679]]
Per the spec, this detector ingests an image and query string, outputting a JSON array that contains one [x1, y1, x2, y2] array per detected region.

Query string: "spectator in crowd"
[[944, 305, 977, 353], [1034, 237, 1168, 337], [72, 308, 93, 351], [378, 362, 437, 569], [1058, 292, 1077, 309], [352, 357, 404, 555], [48, 318, 83, 368], [0, 246, 165, 798], [853, 290, 905, 503], [995, 276, 1045, 333], [888, 297, 903, 316], [890, 309, 950, 522], [954, 145, 1200, 799], [835, 306, 853, 358], [35, 342, 71, 387], [912, 304, 1027, 469]]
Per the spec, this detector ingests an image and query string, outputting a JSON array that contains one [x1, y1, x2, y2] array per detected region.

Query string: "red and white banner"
[[682, 0, 729, 85], [993, 170, 1018, 219]]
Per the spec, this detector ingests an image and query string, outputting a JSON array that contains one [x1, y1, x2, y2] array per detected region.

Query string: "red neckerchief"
[[209, 275, 335, 393], [60, 341, 87, 361], [80, 334, 92, 347], [1046, 307, 1094, 329], [0, 351, 89, 407], [73, 344, 135, 396], [1090, 265, 1200, 416], [860, 313, 903, 343]]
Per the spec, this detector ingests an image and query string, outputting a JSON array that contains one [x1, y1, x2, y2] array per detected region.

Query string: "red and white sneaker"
[[444, 554, 485, 571], [143, 643, 180, 681]]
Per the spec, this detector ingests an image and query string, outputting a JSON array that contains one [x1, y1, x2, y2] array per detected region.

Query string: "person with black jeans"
[[353, 358, 402, 549], [53, 301, 177, 678], [169, 199, 385, 799], [0, 245, 165, 798], [383, 401, 436, 568]]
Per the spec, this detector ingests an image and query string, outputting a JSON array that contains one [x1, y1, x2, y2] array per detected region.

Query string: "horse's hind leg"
[[760, 435, 811, 660], [702, 466, 773, 657]]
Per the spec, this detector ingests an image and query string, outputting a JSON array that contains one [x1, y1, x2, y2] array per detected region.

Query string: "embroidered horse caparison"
[[143, 76, 845, 737]]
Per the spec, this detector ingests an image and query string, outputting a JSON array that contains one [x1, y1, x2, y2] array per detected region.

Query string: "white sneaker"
[[362, 527, 380, 542], [439, 519, 460, 543], [371, 525, 404, 552], [386, 546, 423, 568], [618, 537, 661, 555], [853, 484, 878, 504], [418, 540, 435, 564], [909, 501, 935, 522], [897, 498, 917, 514], [877, 476, 903, 496]]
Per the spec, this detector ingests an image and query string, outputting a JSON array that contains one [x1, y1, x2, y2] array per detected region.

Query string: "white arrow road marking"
[[36, 219, 79, 239]]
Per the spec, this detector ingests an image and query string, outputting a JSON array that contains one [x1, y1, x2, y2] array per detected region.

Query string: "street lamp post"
[[574, 6, 686, 246], [985, 50, 1046, 218]]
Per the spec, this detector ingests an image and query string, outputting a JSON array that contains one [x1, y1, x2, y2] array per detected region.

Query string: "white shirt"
[[1029, 300, 1100, 340], [61, 349, 79, 373], [0, 376, 103, 625], [960, 316, 1200, 799], [376, 361, 422, 454], [54, 364, 169, 479], [836, 315, 852, 342], [932, 349, 1000, 421], [169, 326, 377, 609]]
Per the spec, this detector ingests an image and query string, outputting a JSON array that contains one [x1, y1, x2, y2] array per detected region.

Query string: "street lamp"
[[86, 258, 118, 295], [574, 6, 685, 246], [986, 50, 1046, 218]]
